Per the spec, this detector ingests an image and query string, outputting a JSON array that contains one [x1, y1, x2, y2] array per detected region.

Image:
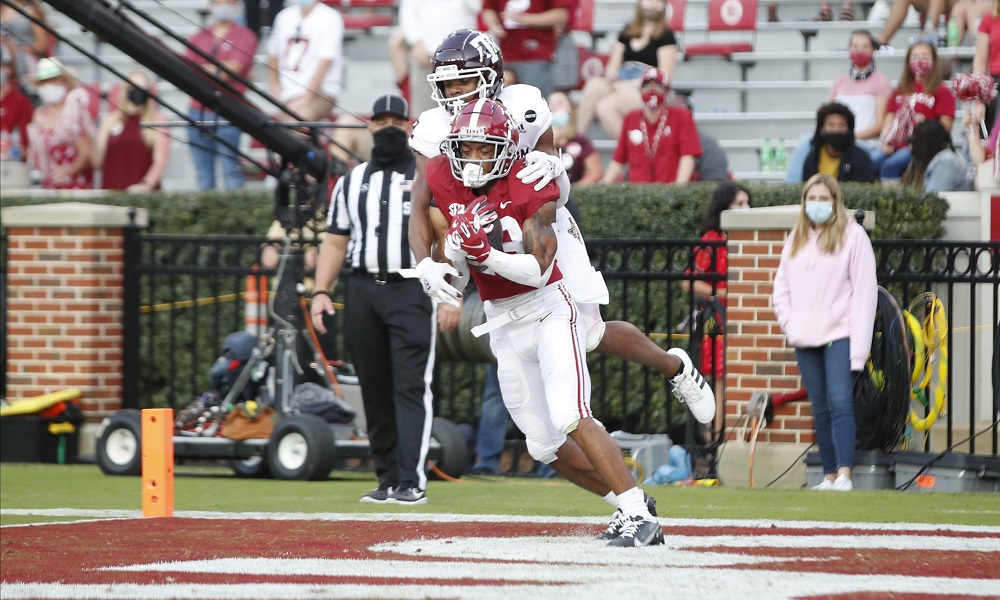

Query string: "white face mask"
[[805, 200, 834, 225], [37, 83, 67, 105], [209, 3, 240, 24]]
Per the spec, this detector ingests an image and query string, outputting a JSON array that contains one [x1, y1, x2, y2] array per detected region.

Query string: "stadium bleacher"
[[41, 0, 973, 189]]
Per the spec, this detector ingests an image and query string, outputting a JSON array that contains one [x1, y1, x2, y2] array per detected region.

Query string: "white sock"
[[617, 487, 653, 520], [603, 491, 619, 508]]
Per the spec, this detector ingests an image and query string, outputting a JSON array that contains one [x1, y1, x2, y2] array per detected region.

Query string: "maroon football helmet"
[[427, 29, 505, 113], [444, 98, 519, 187]]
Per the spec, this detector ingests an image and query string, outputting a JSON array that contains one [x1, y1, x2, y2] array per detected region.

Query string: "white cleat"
[[667, 348, 716, 424]]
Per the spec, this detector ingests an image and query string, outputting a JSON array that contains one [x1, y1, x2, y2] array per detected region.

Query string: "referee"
[[311, 94, 435, 505]]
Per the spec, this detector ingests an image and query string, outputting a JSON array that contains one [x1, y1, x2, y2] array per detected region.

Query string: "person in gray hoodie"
[[902, 119, 972, 192]]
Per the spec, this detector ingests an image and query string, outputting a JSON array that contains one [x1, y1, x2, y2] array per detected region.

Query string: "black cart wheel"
[[231, 456, 271, 478], [267, 414, 336, 480], [427, 417, 469, 480], [96, 409, 142, 476]]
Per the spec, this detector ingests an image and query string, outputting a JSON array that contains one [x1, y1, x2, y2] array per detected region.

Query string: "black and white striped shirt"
[[327, 157, 417, 275]]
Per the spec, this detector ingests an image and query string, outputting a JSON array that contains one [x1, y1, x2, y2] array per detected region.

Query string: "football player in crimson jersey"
[[427, 99, 664, 547], [406, 29, 716, 424]]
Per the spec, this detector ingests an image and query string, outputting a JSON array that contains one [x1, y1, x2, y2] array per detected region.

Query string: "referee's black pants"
[[344, 274, 435, 491]]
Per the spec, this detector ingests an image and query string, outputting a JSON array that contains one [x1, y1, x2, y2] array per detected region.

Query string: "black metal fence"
[[2, 226, 996, 456], [116, 230, 726, 437]]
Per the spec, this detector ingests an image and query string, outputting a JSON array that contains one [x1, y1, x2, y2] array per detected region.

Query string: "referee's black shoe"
[[387, 486, 427, 505], [359, 484, 394, 504]]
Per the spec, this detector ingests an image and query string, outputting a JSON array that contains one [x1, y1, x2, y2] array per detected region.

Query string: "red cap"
[[641, 68, 669, 88]]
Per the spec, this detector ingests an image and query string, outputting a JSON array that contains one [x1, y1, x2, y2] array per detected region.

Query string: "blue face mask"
[[296, 0, 317, 8], [551, 110, 570, 129], [805, 201, 834, 225]]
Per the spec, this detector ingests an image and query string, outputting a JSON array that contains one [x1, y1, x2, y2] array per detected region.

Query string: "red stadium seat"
[[575, 48, 608, 90], [683, 0, 757, 59], [321, 0, 397, 33]]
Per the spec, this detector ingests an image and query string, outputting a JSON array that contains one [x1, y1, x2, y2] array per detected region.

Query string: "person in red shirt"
[[481, 0, 572, 98], [92, 71, 171, 192], [184, 0, 258, 190], [0, 44, 33, 158], [603, 68, 701, 184], [426, 98, 665, 547], [682, 182, 751, 430], [875, 41, 955, 181]]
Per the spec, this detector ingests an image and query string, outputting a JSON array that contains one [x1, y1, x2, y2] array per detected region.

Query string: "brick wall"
[[724, 226, 814, 445], [2, 203, 148, 421]]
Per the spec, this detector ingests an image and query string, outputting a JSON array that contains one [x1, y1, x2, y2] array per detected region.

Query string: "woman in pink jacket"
[[772, 174, 877, 492]]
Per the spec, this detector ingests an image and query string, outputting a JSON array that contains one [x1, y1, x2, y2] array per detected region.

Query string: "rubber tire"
[[266, 414, 336, 481], [96, 409, 143, 476], [427, 416, 470, 480], [231, 456, 271, 478]]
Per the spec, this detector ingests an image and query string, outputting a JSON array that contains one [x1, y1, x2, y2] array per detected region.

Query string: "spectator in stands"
[[548, 90, 603, 185], [972, 0, 1000, 135], [185, 0, 258, 191], [92, 72, 172, 192], [874, 0, 958, 47], [552, 0, 580, 93], [787, 31, 891, 183], [26, 58, 94, 190], [695, 133, 730, 181], [576, 0, 679, 139], [683, 181, 752, 427], [267, 0, 344, 121], [603, 68, 701, 184], [397, 0, 483, 117], [812, 1, 859, 20], [801, 103, 876, 182], [963, 109, 999, 185], [244, 0, 284, 40], [876, 41, 955, 181], [903, 119, 972, 190], [951, 0, 993, 46], [481, 0, 571, 98], [0, 43, 32, 157], [673, 92, 730, 181], [831, 31, 894, 151], [0, 0, 51, 86]]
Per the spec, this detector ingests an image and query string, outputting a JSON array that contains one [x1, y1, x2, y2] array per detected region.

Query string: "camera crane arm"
[[41, 0, 330, 186]]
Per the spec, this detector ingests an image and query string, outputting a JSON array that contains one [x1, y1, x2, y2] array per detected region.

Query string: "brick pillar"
[[2, 203, 148, 432], [715, 205, 873, 487]]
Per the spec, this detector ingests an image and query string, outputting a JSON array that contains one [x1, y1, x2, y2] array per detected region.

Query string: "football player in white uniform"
[[405, 29, 715, 538]]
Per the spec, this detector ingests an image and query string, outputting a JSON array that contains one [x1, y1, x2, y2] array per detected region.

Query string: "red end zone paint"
[[2, 517, 999, 599]]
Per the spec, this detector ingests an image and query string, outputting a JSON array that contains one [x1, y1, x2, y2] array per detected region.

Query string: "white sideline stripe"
[[3, 508, 1000, 534], [5, 571, 1000, 600]]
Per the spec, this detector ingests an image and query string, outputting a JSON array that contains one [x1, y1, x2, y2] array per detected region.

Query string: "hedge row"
[[1, 181, 949, 240]]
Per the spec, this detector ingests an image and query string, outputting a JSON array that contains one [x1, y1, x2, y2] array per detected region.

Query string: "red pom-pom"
[[880, 100, 916, 149], [953, 72, 999, 104]]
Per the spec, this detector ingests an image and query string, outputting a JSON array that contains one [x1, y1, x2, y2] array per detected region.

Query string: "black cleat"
[[597, 492, 658, 540], [606, 515, 665, 547]]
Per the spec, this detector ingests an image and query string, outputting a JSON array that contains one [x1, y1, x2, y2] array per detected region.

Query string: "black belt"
[[352, 268, 408, 284]]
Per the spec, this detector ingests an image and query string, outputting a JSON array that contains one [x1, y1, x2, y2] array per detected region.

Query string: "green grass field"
[[2, 463, 999, 527]]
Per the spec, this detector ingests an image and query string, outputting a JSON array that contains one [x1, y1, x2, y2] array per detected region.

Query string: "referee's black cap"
[[371, 94, 409, 120]]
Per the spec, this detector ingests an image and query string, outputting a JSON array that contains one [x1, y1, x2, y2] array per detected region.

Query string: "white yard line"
[[3, 508, 1000, 534]]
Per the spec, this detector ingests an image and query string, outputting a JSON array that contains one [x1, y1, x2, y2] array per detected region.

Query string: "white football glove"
[[516, 150, 565, 191], [400, 257, 462, 307], [443, 239, 471, 291]]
